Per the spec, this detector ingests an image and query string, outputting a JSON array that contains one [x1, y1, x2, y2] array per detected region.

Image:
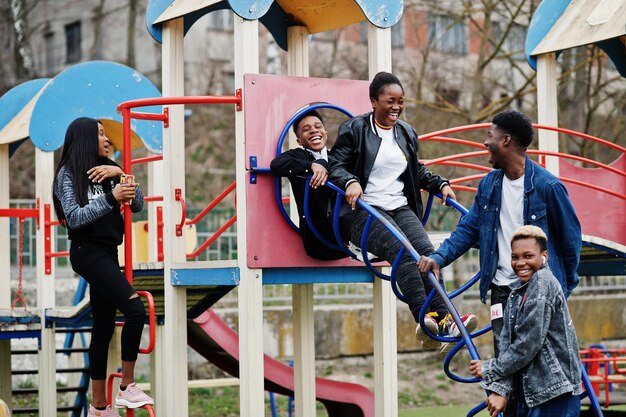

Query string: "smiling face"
[[296, 115, 327, 152], [511, 237, 548, 283], [371, 83, 404, 127], [97, 123, 110, 158], [484, 124, 510, 169]]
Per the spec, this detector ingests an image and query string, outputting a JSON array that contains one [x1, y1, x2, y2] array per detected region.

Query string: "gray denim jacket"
[[481, 267, 581, 408]]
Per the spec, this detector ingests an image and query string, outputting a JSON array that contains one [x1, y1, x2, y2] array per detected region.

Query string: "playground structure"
[[0, 1, 624, 417]]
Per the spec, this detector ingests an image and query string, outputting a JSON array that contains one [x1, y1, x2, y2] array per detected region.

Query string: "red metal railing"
[[117, 92, 242, 281], [580, 348, 626, 407], [106, 372, 155, 417], [420, 124, 626, 202]]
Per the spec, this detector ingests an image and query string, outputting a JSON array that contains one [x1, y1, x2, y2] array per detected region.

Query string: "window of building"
[[493, 22, 527, 61], [391, 20, 404, 49], [44, 32, 55, 75], [65, 21, 81, 64], [428, 14, 467, 54], [209, 9, 233, 31]]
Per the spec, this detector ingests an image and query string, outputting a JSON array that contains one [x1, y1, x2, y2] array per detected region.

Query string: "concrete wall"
[[214, 294, 626, 360]]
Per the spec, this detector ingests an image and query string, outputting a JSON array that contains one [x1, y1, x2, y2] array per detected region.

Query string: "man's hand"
[[469, 359, 483, 378], [417, 256, 440, 279], [309, 162, 328, 189], [87, 165, 124, 183], [441, 184, 457, 206], [345, 182, 363, 210], [486, 393, 507, 417]]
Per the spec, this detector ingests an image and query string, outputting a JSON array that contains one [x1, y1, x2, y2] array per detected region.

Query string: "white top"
[[364, 118, 408, 211], [493, 174, 525, 286]]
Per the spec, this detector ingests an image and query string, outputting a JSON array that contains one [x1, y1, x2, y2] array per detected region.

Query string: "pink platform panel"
[[243, 74, 372, 268], [560, 154, 626, 248]]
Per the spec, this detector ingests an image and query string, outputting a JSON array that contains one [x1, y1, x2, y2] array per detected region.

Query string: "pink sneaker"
[[88, 405, 121, 417], [115, 382, 155, 408]]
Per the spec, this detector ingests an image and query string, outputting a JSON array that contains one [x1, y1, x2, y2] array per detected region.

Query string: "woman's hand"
[[440, 185, 456, 206], [309, 163, 328, 189], [88, 165, 124, 183], [486, 393, 507, 417], [112, 182, 137, 204], [469, 359, 483, 378], [345, 182, 363, 210]]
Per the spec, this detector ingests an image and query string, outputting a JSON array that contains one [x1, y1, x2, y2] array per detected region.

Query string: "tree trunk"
[[127, 0, 137, 68], [90, 0, 106, 59], [10, 0, 36, 81]]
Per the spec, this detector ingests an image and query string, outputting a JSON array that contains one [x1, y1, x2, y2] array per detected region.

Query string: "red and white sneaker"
[[440, 313, 479, 353], [115, 382, 154, 409]]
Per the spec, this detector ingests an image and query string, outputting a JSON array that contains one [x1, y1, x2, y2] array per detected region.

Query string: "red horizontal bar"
[[129, 110, 168, 122], [0, 208, 38, 218], [144, 196, 164, 202], [117, 95, 241, 111], [131, 155, 163, 166], [47, 251, 69, 258]]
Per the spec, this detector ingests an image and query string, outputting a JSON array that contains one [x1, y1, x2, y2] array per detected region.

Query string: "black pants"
[[491, 283, 517, 417], [70, 241, 146, 380], [351, 205, 448, 322]]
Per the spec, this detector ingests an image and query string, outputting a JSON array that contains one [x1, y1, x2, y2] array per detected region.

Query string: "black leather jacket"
[[329, 113, 448, 221]]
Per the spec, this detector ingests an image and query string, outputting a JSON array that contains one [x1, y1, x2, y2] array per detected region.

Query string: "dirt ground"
[[313, 350, 486, 409]]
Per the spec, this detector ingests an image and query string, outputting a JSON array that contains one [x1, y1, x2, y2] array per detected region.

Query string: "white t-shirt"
[[364, 122, 408, 211], [493, 174, 525, 286]]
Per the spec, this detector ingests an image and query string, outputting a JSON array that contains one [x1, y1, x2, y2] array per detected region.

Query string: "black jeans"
[[351, 205, 447, 322], [491, 283, 517, 417], [70, 241, 146, 380]]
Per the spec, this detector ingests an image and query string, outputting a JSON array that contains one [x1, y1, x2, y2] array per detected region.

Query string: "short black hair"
[[492, 110, 534, 148], [369, 72, 404, 100], [292, 110, 324, 136]]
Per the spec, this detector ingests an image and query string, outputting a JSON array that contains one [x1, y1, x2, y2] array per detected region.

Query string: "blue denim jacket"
[[431, 156, 581, 302], [480, 267, 582, 407]]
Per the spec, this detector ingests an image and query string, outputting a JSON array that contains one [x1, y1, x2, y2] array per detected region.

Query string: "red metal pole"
[[121, 108, 134, 284]]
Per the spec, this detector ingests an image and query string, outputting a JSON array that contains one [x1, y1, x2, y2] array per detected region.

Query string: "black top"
[[270, 148, 347, 260]]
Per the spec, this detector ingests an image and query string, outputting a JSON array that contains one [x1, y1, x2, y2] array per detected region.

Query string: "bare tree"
[[127, 0, 137, 67], [90, 0, 106, 59], [9, 0, 36, 81]]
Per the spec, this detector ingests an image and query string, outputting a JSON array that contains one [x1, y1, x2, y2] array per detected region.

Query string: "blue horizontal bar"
[[0, 330, 41, 340], [263, 267, 374, 284], [578, 259, 626, 276], [171, 267, 240, 286], [0, 315, 40, 324]]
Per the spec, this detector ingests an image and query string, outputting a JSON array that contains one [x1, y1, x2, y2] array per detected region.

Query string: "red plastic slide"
[[188, 309, 374, 417]]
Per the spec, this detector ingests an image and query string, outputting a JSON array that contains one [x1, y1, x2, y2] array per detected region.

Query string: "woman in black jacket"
[[53, 117, 153, 416], [329, 72, 477, 352]]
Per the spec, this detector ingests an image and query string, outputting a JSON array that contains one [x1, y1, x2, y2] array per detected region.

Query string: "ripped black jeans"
[[70, 241, 146, 380]]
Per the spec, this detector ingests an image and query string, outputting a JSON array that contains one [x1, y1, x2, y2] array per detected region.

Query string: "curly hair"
[[492, 110, 534, 148], [511, 225, 547, 252], [292, 110, 324, 136]]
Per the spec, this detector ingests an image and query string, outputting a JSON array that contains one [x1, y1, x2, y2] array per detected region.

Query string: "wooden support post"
[[287, 24, 317, 417], [536, 53, 560, 176], [0, 144, 10, 410], [35, 149, 57, 417], [161, 17, 189, 417], [234, 14, 264, 417], [368, 24, 398, 417]]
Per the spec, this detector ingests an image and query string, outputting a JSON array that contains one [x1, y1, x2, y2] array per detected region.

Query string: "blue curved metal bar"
[[389, 247, 407, 302], [421, 193, 435, 226], [467, 401, 488, 417], [273, 103, 354, 235], [360, 215, 391, 280], [302, 178, 344, 251], [581, 367, 604, 417], [331, 193, 361, 260], [443, 340, 480, 384], [446, 271, 481, 299]]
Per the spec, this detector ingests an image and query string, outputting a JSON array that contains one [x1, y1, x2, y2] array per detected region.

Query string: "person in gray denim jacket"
[[469, 226, 581, 417]]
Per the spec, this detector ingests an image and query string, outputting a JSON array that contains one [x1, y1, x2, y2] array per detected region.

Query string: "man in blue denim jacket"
[[469, 226, 581, 417], [418, 110, 581, 415]]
